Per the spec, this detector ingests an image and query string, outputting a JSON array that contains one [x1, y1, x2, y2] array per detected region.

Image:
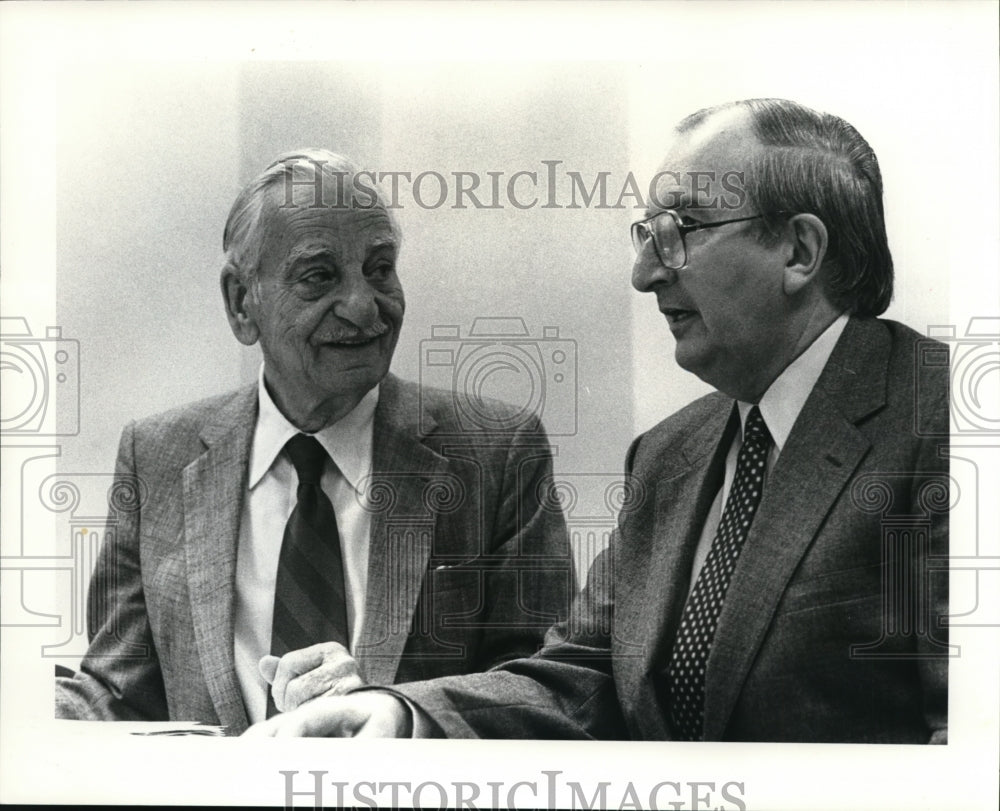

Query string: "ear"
[[221, 266, 260, 346], [782, 213, 828, 296]]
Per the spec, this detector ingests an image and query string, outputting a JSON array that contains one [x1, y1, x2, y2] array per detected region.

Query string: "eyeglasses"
[[631, 210, 768, 270]]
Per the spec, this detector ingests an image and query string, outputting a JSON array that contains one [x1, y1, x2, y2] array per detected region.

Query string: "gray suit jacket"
[[396, 318, 950, 743], [56, 374, 572, 734]]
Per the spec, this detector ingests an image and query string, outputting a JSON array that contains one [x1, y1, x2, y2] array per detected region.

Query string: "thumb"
[[258, 654, 280, 685]]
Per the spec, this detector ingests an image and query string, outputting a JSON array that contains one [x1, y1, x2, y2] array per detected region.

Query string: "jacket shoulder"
[[878, 317, 949, 433], [131, 386, 255, 438], [627, 391, 731, 471], [120, 386, 256, 474]]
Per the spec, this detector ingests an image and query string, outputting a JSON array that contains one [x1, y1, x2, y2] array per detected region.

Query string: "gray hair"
[[222, 148, 399, 283], [679, 99, 893, 317]]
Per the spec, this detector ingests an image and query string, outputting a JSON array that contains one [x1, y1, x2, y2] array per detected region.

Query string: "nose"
[[631, 244, 677, 292], [332, 269, 380, 327]]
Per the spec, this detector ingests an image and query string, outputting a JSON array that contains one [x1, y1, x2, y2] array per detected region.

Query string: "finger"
[[242, 718, 280, 738], [271, 641, 350, 683], [270, 643, 332, 711], [272, 696, 362, 738], [284, 659, 364, 711], [270, 713, 314, 738], [258, 655, 280, 685]]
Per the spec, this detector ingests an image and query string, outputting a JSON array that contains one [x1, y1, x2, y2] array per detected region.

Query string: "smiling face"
[[632, 112, 803, 402], [230, 185, 404, 430]]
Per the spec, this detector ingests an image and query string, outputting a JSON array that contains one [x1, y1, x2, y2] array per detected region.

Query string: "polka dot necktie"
[[667, 406, 773, 740], [267, 433, 349, 718]]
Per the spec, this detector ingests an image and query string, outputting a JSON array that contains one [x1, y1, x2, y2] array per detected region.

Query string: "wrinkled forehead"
[[265, 161, 389, 210], [256, 189, 399, 267], [648, 110, 761, 215], [261, 169, 399, 239]]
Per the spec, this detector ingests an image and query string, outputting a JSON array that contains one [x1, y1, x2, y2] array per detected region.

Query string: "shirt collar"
[[248, 365, 379, 493], [736, 313, 849, 451]]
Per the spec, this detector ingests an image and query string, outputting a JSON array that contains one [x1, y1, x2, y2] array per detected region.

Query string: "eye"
[[300, 267, 334, 285], [364, 260, 396, 282]]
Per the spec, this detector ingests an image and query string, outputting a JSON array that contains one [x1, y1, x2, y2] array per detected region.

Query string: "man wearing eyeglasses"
[[246, 99, 949, 743]]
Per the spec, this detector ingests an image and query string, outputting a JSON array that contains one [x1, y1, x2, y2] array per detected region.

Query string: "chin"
[[672, 343, 703, 376], [335, 363, 386, 388], [674, 348, 729, 392]]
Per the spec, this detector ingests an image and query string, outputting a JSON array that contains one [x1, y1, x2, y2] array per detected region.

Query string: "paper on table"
[[53, 720, 228, 737]]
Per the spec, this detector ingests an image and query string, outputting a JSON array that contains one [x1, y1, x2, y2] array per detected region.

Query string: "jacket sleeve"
[[468, 416, 577, 671], [392, 541, 628, 739], [391, 431, 648, 739], [55, 422, 169, 721]]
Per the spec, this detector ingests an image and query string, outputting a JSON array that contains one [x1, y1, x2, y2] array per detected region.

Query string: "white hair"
[[222, 148, 399, 284]]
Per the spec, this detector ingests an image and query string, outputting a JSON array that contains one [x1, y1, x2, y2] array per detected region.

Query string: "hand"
[[258, 641, 365, 713], [242, 691, 413, 738]]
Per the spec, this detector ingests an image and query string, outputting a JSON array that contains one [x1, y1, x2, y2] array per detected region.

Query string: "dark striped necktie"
[[667, 406, 772, 740], [267, 433, 349, 717]]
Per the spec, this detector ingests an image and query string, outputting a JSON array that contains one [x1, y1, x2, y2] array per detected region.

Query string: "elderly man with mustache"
[[55, 150, 573, 733]]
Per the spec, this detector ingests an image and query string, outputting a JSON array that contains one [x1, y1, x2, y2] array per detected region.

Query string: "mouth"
[[660, 307, 698, 326], [322, 337, 378, 348], [317, 321, 390, 348]]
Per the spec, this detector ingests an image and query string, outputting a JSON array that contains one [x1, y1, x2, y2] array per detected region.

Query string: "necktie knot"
[[743, 406, 772, 450], [285, 434, 327, 485]]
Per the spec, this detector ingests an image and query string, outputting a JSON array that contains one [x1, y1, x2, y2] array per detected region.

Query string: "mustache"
[[317, 319, 391, 344]]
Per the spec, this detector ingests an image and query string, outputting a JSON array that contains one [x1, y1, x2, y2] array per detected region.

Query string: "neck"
[[264, 375, 367, 433], [787, 300, 842, 364], [723, 301, 843, 403]]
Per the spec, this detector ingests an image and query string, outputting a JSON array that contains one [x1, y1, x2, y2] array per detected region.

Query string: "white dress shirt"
[[687, 313, 849, 591], [233, 368, 378, 724]]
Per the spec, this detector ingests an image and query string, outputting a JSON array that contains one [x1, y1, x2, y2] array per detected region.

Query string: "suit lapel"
[[355, 375, 450, 685], [703, 317, 889, 740], [182, 386, 256, 733], [621, 399, 735, 739]]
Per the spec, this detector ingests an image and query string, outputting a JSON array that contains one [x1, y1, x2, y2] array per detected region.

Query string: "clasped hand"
[[243, 691, 412, 738], [258, 641, 365, 713], [246, 641, 411, 737]]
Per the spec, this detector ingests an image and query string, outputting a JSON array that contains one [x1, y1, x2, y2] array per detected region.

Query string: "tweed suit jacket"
[[396, 317, 950, 743], [56, 373, 573, 734]]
